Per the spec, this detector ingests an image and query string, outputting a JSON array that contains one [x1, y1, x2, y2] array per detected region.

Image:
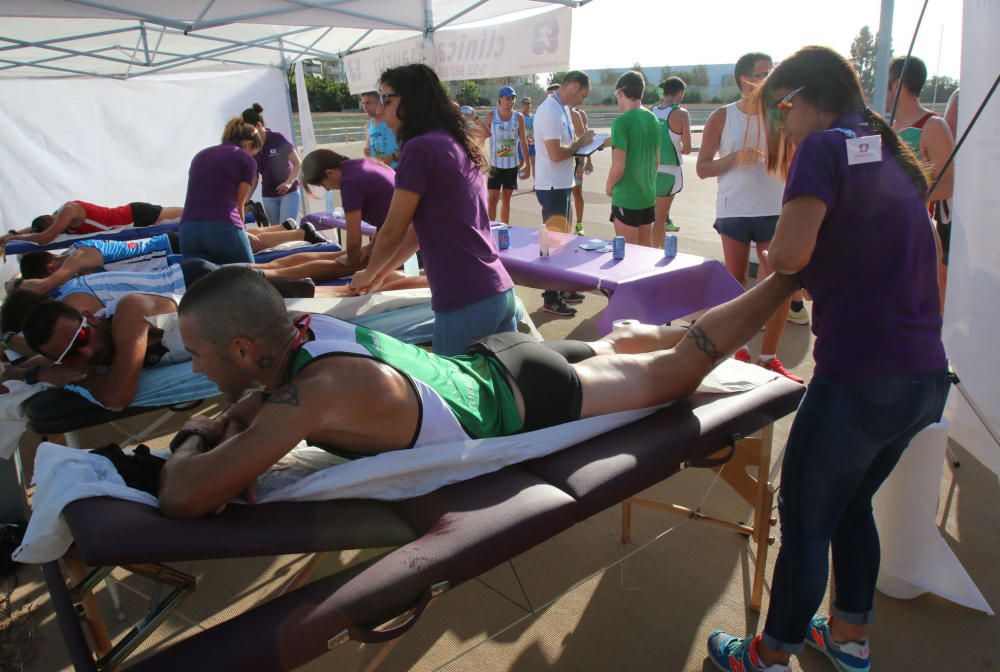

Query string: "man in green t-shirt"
[[606, 70, 661, 247], [157, 266, 799, 519]]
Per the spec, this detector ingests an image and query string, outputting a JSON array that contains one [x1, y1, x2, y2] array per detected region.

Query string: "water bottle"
[[539, 225, 550, 257], [664, 234, 678, 257], [612, 235, 625, 260]]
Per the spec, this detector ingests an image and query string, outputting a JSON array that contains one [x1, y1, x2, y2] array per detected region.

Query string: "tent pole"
[[872, 0, 894, 115]]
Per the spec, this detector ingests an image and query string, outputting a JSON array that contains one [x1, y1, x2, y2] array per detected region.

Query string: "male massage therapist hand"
[[157, 265, 800, 519]]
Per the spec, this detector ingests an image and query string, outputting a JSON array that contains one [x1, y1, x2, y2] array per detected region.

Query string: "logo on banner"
[[532, 16, 559, 55], [347, 58, 362, 83]]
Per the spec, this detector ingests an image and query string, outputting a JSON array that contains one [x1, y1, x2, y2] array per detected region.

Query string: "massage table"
[[499, 226, 745, 334], [39, 375, 804, 672], [301, 213, 377, 245], [3, 222, 181, 255]]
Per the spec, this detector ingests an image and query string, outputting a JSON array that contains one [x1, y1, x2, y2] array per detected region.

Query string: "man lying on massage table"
[[0, 200, 182, 248], [157, 266, 800, 518], [10, 229, 350, 295]]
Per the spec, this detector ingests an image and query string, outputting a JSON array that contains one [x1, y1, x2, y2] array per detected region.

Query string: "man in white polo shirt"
[[534, 72, 596, 316]]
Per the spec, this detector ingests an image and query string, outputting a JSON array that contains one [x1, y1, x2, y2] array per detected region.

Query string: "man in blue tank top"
[[156, 266, 800, 519], [479, 85, 530, 223]]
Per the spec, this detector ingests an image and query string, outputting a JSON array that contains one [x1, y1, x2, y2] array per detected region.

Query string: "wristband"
[[24, 366, 40, 385], [168, 428, 210, 453]]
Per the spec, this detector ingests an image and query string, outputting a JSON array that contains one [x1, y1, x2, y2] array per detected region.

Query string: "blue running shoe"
[[806, 616, 871, 672], [707, 632, 788, 672]]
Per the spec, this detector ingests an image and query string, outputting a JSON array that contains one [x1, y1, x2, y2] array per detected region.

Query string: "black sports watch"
[[168, 428, 210, 453]]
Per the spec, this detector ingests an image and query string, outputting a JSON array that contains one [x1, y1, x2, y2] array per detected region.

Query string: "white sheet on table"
[[0, 380, 53, 459], [14, 360, 776, 564]]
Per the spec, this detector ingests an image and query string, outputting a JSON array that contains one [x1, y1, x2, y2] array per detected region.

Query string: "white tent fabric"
[[0, 1, 586, 79], [0, 66, 290, 259], [943, 0, 1000, 477]]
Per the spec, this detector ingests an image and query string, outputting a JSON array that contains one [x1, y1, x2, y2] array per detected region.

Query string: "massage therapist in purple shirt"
[[242, 103, 303, 225], [707, 46, 949, 672], [349, 64, 516, 355], [179, 118, 260, 264]]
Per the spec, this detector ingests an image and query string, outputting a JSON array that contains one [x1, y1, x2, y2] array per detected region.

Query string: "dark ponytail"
[[242, 103, 265, 126], [861, 107, 928, 196]]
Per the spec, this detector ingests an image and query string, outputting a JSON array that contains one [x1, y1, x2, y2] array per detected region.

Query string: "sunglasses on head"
[[54, 316, 90, 364], [379, 92, 400, 106], [773, 86, 806, 112]]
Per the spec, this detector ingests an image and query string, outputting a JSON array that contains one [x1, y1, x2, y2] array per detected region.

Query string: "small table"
[[499, 226, 744, 333]]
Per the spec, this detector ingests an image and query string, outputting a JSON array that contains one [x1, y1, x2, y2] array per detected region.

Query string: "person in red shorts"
[[1, 200, 182, 248]]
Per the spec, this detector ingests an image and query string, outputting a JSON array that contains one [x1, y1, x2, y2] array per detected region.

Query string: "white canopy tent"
[[0, 1, 586, 79]]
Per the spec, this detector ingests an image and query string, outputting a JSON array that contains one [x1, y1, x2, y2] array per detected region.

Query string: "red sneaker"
[[734, 348, 752, 363], [758, 357, 804, 384]]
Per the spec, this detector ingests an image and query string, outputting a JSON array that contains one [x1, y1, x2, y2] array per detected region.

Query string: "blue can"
[[612, 235, 626, 260], [497, 226, 510, 250], [664, 234, 678, 257]]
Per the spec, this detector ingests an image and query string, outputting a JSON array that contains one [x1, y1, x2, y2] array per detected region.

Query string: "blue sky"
[[567, 0, 963, 80]]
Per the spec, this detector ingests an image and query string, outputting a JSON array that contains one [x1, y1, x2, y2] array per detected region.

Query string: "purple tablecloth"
[[301, 213, 377, 237], [499, 226, 744, 333]]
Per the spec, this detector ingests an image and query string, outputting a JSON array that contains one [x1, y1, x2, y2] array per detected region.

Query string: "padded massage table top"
[[59, 376, 805, 672], [24, 388, 201, 435], [4, 222, 181, 255]]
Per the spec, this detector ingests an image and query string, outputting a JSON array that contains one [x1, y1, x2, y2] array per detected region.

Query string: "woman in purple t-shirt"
[[348, 64, 516, 355], [242, 103, 302, 225], [179, 118, 261, 264], [707, 47, 950, 672]]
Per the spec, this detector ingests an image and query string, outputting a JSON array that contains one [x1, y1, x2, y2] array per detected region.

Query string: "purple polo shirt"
[[785, 114, 946, 381], [181, 142, 257, 228], [256, 129, 300, 197], [339, 159, 395, 229], [393, 129, 513, 312]]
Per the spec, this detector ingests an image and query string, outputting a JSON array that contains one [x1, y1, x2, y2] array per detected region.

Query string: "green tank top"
[[288, 315, 524, 443]]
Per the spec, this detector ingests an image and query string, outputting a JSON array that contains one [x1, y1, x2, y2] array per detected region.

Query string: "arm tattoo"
[[266, 384, 299, 407], [256, 354, 276, 369], [686, 326, 724, 363]]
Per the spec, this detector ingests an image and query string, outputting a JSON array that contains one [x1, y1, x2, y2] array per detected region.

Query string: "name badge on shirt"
[[845, 135, 882, 165]]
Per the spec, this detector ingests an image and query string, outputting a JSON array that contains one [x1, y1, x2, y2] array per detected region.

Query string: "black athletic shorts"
[[609, 204, 655, 227], [129, 202, 163, 227], [487, 166, 519, 191], [468, 332, 597, 431]]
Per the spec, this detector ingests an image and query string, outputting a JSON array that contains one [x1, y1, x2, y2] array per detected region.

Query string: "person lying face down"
[[0, 201, 183, 249], [21, 293, 182, 410], [158, 266, 801, 519]]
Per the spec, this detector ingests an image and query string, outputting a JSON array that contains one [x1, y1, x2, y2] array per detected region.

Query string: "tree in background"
[[288, 73, 358, 112], [456, 80, 483, 106], [548, 71, 568, 86], [922, 75, 959, 104], [850, 25, 889, 103]]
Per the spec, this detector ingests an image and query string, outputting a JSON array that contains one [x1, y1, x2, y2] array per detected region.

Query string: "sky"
[[566, 0, 964, 80]]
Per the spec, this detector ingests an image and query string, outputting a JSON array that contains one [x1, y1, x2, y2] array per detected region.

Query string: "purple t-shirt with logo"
[[393, 129, 513, 312], [340, 159, 395, 229], [784, 114, 946, 381], [181, 142, 257, 228], [256, 129, 300, 197]]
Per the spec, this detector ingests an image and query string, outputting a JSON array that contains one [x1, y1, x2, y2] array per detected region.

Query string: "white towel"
[[13, 360, 774, 564], [0, 380, 52, 460]]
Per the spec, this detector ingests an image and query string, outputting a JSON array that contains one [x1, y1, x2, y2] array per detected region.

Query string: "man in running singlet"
[[1, 201, 182, 248]]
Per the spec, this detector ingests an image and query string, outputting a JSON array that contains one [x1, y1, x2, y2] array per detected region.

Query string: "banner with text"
[[345, 7, 571, 93]]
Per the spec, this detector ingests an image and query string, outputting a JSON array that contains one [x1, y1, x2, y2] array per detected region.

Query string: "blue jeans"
[[180, 220, 254, 265], [432, 288, 517, 356], [261, 190, 301, 226], [762, 369, 951, 654], [535, 188, 572, 303]]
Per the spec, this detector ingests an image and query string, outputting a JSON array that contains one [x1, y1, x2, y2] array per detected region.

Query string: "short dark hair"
[[0, 290, 52, 334], [616, 70, 645, 100], [178, 266, 290, 353], [22, 301, 80, 356], [546, 84, 560, 93], [19, 251, 57, 280], [735, 52, 772, 92], [241, 102, 265, 126], [31, 215, 51, 233], [360, 91, 379, 100], [889, 56, 928, 95], [561, 71, 590, 89], [660, 76, 686, 96]]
